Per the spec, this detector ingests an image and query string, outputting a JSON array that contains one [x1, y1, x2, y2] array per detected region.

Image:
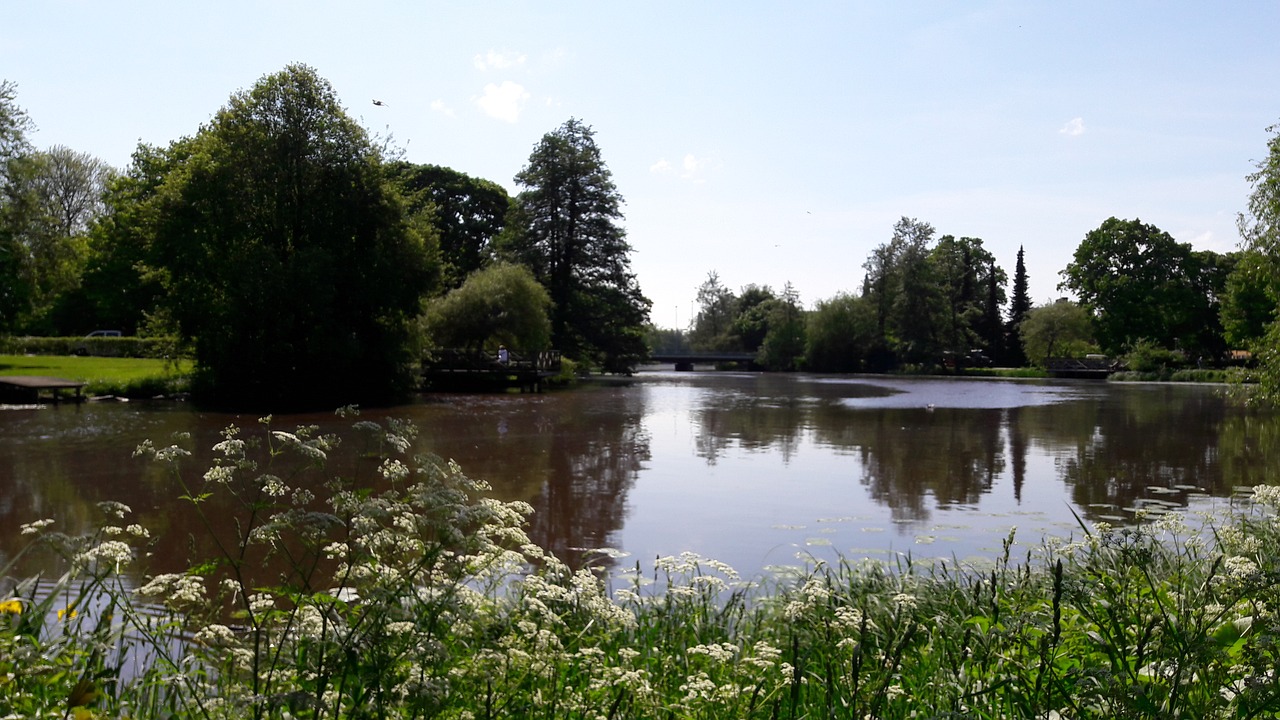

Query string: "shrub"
[[0, 335, 183, 359]]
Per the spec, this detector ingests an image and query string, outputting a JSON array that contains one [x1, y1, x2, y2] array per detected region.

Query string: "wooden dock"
[[0, 376, 87, 404], [1045, 357, 1116, 379], [421, 350, 562, 392]]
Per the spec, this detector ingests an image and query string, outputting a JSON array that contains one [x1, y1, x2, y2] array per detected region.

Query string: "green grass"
[[0, 354, 191, 397]]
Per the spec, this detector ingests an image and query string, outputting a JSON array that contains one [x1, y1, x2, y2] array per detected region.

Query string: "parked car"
[[75, 330, 123, 355]]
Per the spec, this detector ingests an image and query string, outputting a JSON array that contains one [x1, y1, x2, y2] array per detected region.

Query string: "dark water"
[[3, 371, 1277, 581]]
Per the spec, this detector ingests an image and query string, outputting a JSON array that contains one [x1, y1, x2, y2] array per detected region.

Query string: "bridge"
[[647, 352, 759, 371]]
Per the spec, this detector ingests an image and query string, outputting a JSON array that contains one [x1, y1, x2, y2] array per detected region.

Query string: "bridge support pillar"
[[674, 361, 694, 372]]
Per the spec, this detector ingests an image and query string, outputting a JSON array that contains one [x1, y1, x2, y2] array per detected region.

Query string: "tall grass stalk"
[[4, 413, 1280, 718]]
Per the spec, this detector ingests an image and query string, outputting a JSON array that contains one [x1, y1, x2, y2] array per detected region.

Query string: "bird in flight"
[[372, 99, 387, 107]]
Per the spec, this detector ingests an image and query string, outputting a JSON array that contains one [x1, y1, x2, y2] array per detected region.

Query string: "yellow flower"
[[58, 607, 78, 621], [0, 599, 22, 614]]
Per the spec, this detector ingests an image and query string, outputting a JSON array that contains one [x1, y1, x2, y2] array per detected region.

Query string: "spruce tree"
[[1005, 245, 1032, 366]]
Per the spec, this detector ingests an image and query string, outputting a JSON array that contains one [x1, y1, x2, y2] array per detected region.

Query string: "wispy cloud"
[[1059, 117, 1085, 137], [429, 99, 455, 117], [681, 154, 708, 180], [650, 159, 672, 174], [475, 81, 529, 123], [474, 50, 526, 71]]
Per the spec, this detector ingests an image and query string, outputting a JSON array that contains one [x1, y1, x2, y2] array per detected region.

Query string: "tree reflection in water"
[[3, 375, 1278, 583]]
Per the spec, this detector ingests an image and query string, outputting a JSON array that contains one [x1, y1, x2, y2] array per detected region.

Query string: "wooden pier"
[[1045, 357, 1116, 379], [648, 352, 759, 371], [0, 375, 87, 404], [421, 349, 562, 392]]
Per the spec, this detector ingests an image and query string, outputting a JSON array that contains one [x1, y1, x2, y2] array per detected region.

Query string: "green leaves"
[[147, 64, 433, 409]]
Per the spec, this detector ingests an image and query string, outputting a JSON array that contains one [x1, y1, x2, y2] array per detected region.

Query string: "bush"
[[0, 335, 183, 359], [1123, 340, 1186, 374]]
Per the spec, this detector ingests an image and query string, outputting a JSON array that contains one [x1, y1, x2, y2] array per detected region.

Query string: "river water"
[[3, 371, 1276, 582]]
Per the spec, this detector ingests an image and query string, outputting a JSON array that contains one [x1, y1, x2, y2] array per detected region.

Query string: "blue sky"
[[5, 1, 1278, 329]]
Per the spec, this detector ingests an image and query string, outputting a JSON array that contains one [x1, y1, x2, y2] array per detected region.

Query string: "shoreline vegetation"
[[4, 414, 1280, 718], [0, 353, 1258, 407], [0, 354, 191, 399]]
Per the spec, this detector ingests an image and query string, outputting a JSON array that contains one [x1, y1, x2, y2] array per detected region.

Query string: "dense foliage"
[[421, 261, 552, 354], [146, 65, 435, 409], [1060, 217, 1227, 359], [386, 162, 511, 291], [5, 417, 1280, 718]]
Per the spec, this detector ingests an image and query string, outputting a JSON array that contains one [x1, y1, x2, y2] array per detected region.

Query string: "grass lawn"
[[0, 354, 190, 396]]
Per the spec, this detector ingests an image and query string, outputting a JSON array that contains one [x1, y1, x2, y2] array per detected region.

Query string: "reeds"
[[4, 412, 1280, 718]]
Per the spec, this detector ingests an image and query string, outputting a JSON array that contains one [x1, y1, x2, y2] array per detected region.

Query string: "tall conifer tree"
[[504, 118, 650, 371], [1006, 246, 1032, 366]]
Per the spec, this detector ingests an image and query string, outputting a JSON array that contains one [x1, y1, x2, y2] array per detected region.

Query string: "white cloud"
[[473, 50, 527, 71], [475, 81, 529, 123], [650, 154, 714, 181], [1059, 117, 1085, 137], [681, 154, 705, 178], [430, 99, 455, 117]]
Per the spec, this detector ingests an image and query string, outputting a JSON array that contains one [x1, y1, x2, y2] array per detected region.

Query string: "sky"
[[5, 1, 1279, 330]]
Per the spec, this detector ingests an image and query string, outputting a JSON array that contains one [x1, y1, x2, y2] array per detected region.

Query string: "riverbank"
[[0, 354, 190, 399], [4, 415, 1280, 718]]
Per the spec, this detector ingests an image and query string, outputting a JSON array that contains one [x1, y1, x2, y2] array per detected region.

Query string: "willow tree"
[[151, 64, 435, 409], [502, 118, 650, 372], [1237, 121, 1280, 404]]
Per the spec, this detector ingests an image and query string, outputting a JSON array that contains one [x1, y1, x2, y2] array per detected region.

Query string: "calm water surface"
[[3, 371, 1277, 581]]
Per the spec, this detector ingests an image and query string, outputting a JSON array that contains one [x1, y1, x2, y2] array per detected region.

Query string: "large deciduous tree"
[[755, 282, 806, 371], [387, 162, 510, 291], [861, 217, 945, 366], [150, 64, 435, 409], [0, 84, 115, 333], [0, 80, 35, 330], [502, 118, 650, 372], [1060, 217, 1217, 357], [930, 235, 1006, 359]]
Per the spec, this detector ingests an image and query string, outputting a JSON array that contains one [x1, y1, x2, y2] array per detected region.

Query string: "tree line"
[[672, 121, 1280, 393], [7, 66, 1280, 405], [0, 67, 650, 409]]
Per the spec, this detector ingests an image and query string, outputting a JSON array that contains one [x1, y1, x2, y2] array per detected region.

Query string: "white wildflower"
[[258, 474, 287, 497], [139, 573, 206, 606], [97, 501, 132, 519], [1225, 555, 1260, 581], [892, 593, 918, 612], [387, 621, 416, 636], [20, 518, 54, 535], [193, 624, 237, 646], [77, 540, 133, 571], [248, 593, 275, 616], [380, 458, 410, 482], [688, 642, 737, 663], [1252, 484, 1280, 509], [203, 465, 235, 484]]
